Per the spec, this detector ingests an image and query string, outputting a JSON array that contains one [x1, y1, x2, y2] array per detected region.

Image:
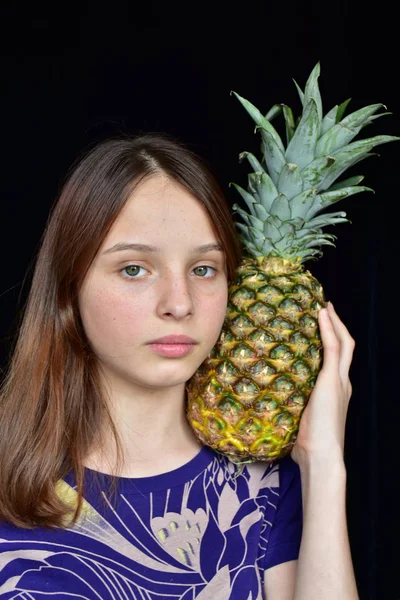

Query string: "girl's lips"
[[147, 335, 197, 344], [147, 343, 196, 357]]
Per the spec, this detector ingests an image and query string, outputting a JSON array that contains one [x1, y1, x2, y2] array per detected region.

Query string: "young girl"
[[0, 133, 358, 599]]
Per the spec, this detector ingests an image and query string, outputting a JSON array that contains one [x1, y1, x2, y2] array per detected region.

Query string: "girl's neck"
[[83, 383, 202, 478]]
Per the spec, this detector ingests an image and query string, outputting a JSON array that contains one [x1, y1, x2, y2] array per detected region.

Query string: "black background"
[[1, 2, 399, 598]]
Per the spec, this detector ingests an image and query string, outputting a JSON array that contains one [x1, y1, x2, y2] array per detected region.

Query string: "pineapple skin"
[[186, 256, 326, 463]]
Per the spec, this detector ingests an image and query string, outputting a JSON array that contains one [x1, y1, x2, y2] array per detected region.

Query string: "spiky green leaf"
[[341, 103, 384, 129], [315, 104, 385, 157], [239, 152, 266, 173], [289, 188, 318, 219], [295, 248, 322, 259], [304, 238, 336, 249], [262, 239, 279, 255], [235, 225, 263, 256], [282, 104, 296, 144], [321, 106, 338, 135], [235, 222, 250, 238], [307, 213, 349, 228], [306, 186, 373, 219], [277, 162, 303, 200], [235, 222, 255, 241], [328, 175, 364, 191], [300, 232, 337, 243], [248, 225, 268, 245], [265, 104, 282, 121], [361, 111, 392, 127], [269, 193, 291, 220], [258, 129, 287, 185], [232, 92, 285, 152], [230, 183, 257, 215], [248, 172, 278, 212], [248, 214, 266, 232], [274, 220, 295, 237], [263, 218, 282, 243], [252, 201, 270, 221], [321, 135, 399, 190], [289, 216, 307, 229], [300, 155, 335, 190], [336, 98, 351, 122], [275, 237, 295, 252], [232, 204, 253, 227], [293, 78, 304, 106], [295, 228, 320, 240], [303, 62, 323, 121], [286, 98, 320, 169]]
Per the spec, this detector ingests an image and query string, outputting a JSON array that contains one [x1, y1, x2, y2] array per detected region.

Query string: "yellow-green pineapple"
[[186, 63, 398, 463]]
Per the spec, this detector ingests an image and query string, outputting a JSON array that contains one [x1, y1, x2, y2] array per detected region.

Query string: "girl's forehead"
[[115, 178, 213, 230], [126, 175, 198, 208], [100, 176, 218, 251]]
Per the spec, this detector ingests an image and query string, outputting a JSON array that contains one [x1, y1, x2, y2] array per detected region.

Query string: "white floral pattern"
[[0, 448, 301, 599]]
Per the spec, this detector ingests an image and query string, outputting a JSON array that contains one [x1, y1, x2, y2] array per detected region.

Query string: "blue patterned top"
[[0, 446, 302, 599]]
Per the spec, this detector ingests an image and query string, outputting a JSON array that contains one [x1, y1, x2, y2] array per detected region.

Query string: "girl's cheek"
[[87, 289, 147, 333]]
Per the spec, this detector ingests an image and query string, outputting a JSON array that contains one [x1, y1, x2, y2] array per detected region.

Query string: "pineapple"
[[186, 62, 398, 464]]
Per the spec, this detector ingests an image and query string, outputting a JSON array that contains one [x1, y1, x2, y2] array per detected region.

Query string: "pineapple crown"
[[230, 62, 399, 262]]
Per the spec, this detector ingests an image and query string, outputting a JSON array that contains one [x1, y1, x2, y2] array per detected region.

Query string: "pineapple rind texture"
[[186, 257, 326, 463]]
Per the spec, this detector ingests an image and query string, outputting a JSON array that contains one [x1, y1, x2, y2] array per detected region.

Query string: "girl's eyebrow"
[[102, 242, 223, 255]]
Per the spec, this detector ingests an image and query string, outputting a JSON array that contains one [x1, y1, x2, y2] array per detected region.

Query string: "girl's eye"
[[121, 265, 148, 279], [192, 265, 216, 278], [120, 265, 216, 280]]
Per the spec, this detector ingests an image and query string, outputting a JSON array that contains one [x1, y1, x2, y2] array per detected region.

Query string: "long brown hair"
[[0, 133, 242, 528]]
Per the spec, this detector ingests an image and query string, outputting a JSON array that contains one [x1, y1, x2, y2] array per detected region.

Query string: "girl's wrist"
[[294, 448, 347, 479]]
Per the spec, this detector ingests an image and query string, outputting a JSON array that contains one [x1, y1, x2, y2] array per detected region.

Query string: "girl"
[[0, 133, 358, 599]]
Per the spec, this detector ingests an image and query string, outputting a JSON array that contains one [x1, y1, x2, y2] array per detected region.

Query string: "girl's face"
[[78, 175, 228, 394]]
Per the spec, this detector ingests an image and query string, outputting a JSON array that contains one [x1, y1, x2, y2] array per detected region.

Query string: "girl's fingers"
[[318, 307, 340, 373], [326, 302, 355, 382], [318, 304, 355, 386]]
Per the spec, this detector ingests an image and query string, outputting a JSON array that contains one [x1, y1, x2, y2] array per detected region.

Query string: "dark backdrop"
[[1, 2, 398, 599]]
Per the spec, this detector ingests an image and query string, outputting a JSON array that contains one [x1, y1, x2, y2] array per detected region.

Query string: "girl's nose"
[[156, 273, 195, 319]]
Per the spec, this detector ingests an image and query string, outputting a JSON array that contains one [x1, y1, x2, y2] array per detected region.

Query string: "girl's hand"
[[291, 302, 355, 469]]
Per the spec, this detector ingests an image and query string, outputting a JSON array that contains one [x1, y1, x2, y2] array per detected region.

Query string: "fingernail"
[[328, 301, 334, 311]]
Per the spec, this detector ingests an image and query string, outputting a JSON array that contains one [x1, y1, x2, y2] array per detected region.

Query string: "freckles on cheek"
[[202, 289, 228, 325], [86, 288, 145, 339]]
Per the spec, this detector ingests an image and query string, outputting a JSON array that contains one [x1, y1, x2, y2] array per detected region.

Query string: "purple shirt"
[[0, 446, 302, 599]]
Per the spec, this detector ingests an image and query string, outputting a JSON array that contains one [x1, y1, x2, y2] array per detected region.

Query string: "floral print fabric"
[[0, 447, 302, 599]]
